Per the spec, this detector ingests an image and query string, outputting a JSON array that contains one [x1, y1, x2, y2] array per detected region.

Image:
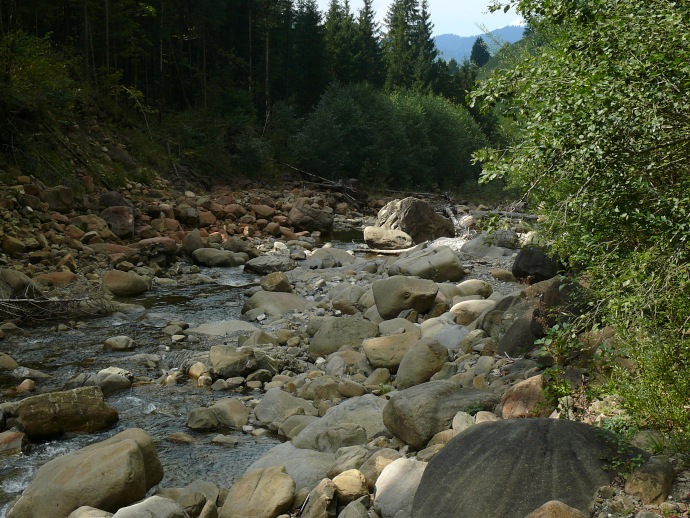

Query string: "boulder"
[[460, 234, 515, 259], [363, 226, 413, 250], [253, 388, 318, 427], [103, 336, 136, 351], [375, 198, 454, 244], [395, 338, 449, 390], [8, 428, 162, 518], [111, 496, 187, 517], [219, 466, 295, 518], [359, 448, 401, 491], [333, 469, 368, 506], [372, 277, 438, 320], [525, 501, 587, 518], [0, 386, 118, 439], [187, 398, 249, 431], [387, 246, 466, 282], [501, 375, 554, 418], [45, 185, 75, 212], [292, 394, 388, 452], [102, 270, 149, 297], [411, 419, 649, 518], [362, 333, 420, 371], [308, 316, 379, 359], [247, 442, 336, 491], [100, 206, 134, 238], [383, 381, 499, 450], [0, 430, 29, 455], [374, 458, 426, 518], [512, 247, 561, 284], [450, 299, 496, 326], [187, 320, 258, 338], [0, 269, 44, 299], [244, 255, 297, 274], [209, 346, 258, 378], [288, 197, 334, 232], [241, 290, 311, 318], [624, 456, 675, 505], [259, 272, 292, 293], [192, 248, 245, 267], [308, 248, 357, 268]]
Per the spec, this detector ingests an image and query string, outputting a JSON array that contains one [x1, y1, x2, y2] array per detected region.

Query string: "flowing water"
[[0, 266, 283, 515]]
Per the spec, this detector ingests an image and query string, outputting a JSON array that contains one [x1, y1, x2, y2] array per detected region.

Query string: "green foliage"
[[470, 36, 491, 67], [475, 0, 690, 444], [294, 83, 486, 189]]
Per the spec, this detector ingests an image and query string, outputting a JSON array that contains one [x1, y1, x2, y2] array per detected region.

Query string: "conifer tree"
[[470, 36, 491, 67], [353, 0, 384, 86], [324, 0, 358, 83], [383, 0, 418, 90]]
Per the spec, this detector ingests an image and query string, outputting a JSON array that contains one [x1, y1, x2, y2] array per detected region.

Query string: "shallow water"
[[0, 266, 281, 515]]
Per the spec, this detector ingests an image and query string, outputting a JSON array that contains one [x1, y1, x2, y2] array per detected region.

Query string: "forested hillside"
[[0, 0, 502, 192]]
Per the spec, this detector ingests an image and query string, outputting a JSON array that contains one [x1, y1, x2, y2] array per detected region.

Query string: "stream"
[[0, 265, 284, 515]]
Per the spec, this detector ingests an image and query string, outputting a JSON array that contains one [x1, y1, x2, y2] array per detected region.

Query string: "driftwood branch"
[[0, 297, 110, 322]]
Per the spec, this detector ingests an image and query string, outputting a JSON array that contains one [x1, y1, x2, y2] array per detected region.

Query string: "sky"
[[314, 0, 524, 37]]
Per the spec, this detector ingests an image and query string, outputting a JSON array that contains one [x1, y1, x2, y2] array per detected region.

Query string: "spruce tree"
[[324, 0, 358, 83], [470, 36, 491, 67], [412, 0, 438, 91], [383, 0, 418, 90], [353, 0, 384, 86]]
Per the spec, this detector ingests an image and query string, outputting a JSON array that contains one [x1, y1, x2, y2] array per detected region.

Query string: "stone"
[[112, 496, 188, 518], [219, 466, 295, 518], [372, 276, 438, 320], [0, 430, 29, 456], [395, 338, 449, 390], [358, 449, 401, 491], [362, 333, 420, 371], [34, 271, 79, 287], [247, 442, 336, 492], [374, 458, 426, 518], [624, 456, 675, 505], [375, 198, 454, 244], [253, 388, 318, 427], [0, 386, 118, 439], [260, 272, 292, 293], [387, 246, 466, 282], [83, 367, 133, 395], [308, 316, 379, 359], [0, 269, 44, 299], [383, 381, 499, 450], [103, 336, 136, 351], [292, 394, 388, 452], [450, 300, 496, 325], [187, 320, 258, 337], [364, 226, 413, 250], [279, 415, 321, 439], [192, 248, 245, 267], [333, 469, 368, 506], [67, 507, 113, 518], [241, 290, 311, 318], [460, 234, 515, 258], [0, 352, 19, 370], [8, 428, 162, 517], [338, 500, 369, 518], [512, 247, 561, 284], [100, 206, 134, 238], [2, 235, 26, 256], [501, 375, 554, 419], [209, 346, 258, 378], [524, 500, 587, 518], [45, 185, 75, 212], [102, 270, 149, 297], [288, 197, 334, 232], [411, 419, 649, 518], [188, 398, 249, 431], [302, 478, 336, 518]]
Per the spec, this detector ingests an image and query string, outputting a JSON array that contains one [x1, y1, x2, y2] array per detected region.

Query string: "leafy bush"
[[475, 0, 690, 445]]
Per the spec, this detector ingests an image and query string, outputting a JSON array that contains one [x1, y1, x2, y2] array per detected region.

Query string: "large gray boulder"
[[411, 419, 649, 518], [8, 429, 162, 518], [244, 255, 297, 274], [0, 386, 118, 440], [209, 346, 258, 378], [387, 246, 466, 282], [395, 338, 449, 390], [254, 388, 318, 427], [187, 398, 249, 431], [102, 270, 149, 297], [247, 442, 336, 491], [376, 198, 454, 244], [375, 458, 427, 518], [241, 290, 311, 318], [512, 247, 561, 284], [382, 381, 499, 450], [112, 496, 188, 518], [372, 276, 438, 320], [308, 316, 379, 359], [362, 332, 420, 371], [288, 197, 334, 232], [364, 226, 414, 250], [219, 466, 295, 518], [192, 248, 246, 267], [292, 394, 388, 452]]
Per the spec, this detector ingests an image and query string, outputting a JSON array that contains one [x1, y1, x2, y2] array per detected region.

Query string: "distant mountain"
[[434, 26, 525, 63]]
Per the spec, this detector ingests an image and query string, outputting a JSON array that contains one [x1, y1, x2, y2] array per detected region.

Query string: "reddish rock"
[[34, 271, 78, 287], [2, 235, 26, 256], [501, 375, 554, 419], [198, 211, 217, 227], [100, 206, 135, 238], [251, 204, 276, 219], [225, 204, 246, 218]]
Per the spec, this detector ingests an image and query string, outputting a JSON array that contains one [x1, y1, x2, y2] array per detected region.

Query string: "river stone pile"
[[0, 177, 683, 518]]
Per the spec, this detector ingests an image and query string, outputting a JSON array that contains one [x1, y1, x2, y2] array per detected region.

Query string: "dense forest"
[[0, 0, 504, 190]]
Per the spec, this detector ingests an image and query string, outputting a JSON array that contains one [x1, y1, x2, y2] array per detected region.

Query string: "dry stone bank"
[[0, 175, 686, 518]]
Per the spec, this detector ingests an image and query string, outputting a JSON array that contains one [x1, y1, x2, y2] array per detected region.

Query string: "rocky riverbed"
[[0, 174, 687, 518]]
